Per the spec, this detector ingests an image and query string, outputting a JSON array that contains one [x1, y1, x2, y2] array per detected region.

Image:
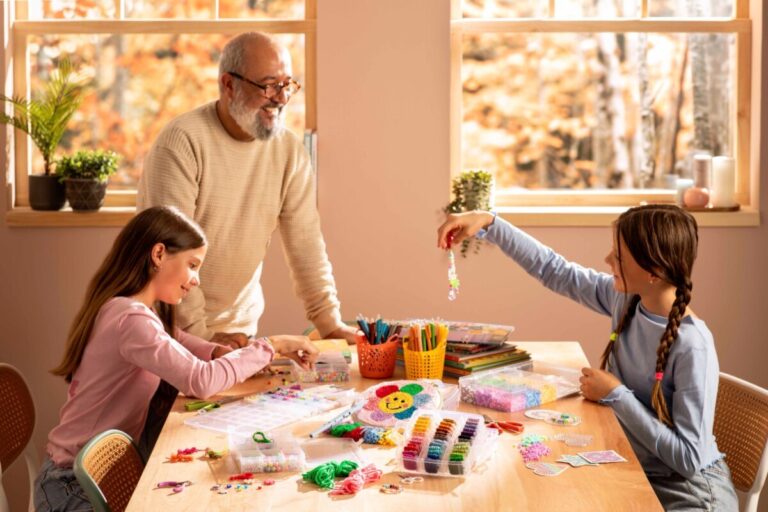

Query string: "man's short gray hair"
[[218, 32, 272, 94]]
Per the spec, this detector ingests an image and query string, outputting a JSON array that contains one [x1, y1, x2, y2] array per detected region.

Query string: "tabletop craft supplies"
[[397, 410, 499, 477], [356, 316, 402, 379], [458, 360, 580, 412]]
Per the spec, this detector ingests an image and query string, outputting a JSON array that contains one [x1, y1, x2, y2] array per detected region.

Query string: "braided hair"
[[600, 205, 698, 427]]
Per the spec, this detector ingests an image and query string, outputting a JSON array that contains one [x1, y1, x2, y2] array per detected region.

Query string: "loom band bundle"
[[328, 464, 383, 496], [327, 421, 402, 446], [301, 460, 360, 490]]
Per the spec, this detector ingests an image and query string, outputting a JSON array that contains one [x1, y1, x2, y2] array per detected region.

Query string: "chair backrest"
[[0, 364, 35, 473], [73, 430, 145, 512], [714, 372, 768, 512]]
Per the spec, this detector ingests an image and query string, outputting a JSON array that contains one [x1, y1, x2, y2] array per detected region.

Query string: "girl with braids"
[[36, 206, 319, 512], [437, 205, 737, 511]]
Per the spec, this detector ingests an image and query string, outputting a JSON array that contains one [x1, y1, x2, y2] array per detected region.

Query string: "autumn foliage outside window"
[[456, 0, 746, 203], [13, 0, 309, 192]]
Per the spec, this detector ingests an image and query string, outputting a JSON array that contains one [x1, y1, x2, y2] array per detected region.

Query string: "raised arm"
[[438, 212, 617, 316]]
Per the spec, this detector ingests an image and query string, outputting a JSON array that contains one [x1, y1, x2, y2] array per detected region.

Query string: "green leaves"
[[445, 170, 494, 257], [0, 58, 87, 175], [57, 149, 120, 182]]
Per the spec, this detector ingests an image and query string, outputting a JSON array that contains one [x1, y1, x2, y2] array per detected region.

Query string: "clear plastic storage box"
[[228, 429, 305, 473], [397, 410, 498, 477], [291, 352, 350, 383], [458, 360, 580, 412]]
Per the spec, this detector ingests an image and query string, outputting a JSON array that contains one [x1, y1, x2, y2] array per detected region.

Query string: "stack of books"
[[393, 321, 530, 378], [442, 341, 530, 378]]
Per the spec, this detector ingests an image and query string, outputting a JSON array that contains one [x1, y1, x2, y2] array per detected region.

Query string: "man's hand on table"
[[211, 332, 249, 350], [325, 325, 365, 345]]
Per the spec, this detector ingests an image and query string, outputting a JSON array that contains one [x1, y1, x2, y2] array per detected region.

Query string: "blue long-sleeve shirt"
[[481, 217, 723, 478]]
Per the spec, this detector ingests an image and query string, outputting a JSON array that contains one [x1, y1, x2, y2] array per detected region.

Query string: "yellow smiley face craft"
[[357, 380, 443, 427]]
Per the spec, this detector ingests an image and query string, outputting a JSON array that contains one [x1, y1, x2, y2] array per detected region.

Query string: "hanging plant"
[[445, 170, 494, 257]]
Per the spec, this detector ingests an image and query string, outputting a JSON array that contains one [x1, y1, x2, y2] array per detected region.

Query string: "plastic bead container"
[[397, 410, 498, 477], [291, 352, 350, 383], [458, 360, 580, 412], [228, 430, 306, 473]]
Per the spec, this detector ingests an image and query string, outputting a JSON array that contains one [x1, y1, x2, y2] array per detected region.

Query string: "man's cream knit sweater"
[[137, 102, 343, 339]]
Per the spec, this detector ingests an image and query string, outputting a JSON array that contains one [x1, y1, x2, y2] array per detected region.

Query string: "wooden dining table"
[[125, 341, 662, 511]]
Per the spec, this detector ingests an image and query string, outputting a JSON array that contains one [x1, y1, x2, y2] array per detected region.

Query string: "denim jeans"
[[648, 458, 739, 511], [33, 457, 92, 512]]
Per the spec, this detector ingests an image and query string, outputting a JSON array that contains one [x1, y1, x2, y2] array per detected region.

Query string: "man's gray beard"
[[230, 89, 284, 140]]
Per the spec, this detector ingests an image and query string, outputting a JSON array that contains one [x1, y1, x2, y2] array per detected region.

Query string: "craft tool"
[[185, 394, 249, 412]]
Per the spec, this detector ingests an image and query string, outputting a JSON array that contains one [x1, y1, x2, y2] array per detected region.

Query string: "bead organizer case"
[[228, 431, 306, 473], [398, 410, 498, 477], [184, 385, 353, 433], [458, 360, 580, 413], [291, 352, 351, 383]]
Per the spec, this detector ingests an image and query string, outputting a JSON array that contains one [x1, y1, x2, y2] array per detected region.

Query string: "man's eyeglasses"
[[227, 71, 301, 98]]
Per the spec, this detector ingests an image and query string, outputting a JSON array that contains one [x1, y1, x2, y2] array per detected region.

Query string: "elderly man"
[[138, 32, 358, 346]]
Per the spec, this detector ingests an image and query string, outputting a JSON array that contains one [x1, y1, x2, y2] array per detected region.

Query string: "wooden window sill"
[[497, 206, 761, 227], [5, 207, 136, 227], [4, 206, 759, 228]]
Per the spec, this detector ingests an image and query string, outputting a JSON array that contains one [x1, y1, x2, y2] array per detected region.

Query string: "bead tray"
[[291, 352, 351, 383], [228, 430, 305, 473], [458, 360, 580, 413], [397, 410, 498, 478]]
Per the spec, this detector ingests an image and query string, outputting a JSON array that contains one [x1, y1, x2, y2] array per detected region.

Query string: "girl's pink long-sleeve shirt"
[[46, 297, 274, 466]]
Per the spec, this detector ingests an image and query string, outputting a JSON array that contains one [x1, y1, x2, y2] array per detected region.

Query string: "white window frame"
[[450, 0, 761, 226], [4, 0, 316, 226]]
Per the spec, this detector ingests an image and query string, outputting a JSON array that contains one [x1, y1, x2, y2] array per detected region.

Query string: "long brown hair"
[[599, 204, 698, 427], [52, 206, 207, 382]]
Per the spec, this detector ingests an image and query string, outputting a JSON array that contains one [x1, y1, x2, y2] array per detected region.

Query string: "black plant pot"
[[29, 174, 66, 211], [64, 178, 108, 211]]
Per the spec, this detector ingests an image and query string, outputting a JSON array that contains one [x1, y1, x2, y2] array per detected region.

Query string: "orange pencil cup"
[[402, 341, 447, 380], [356, 336, 399, 379]]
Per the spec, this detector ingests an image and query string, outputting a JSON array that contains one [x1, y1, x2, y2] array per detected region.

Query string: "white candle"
[[675, 178, 694, 206], [711, 156, 736, 207]]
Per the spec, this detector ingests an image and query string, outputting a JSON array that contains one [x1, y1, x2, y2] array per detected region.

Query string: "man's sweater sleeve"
[[277, 143, 343, 337], [137, 130, 213, 339]]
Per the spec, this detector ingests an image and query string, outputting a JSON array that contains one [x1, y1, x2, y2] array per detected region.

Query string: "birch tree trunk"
[[687, 0, 712, 151], [707, 33, 730, 155], [637, 32, 655, 187], [593, 0, 631, 188]]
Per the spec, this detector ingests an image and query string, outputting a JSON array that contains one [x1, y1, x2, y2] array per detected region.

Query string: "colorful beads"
[[448, 250, 460, 301], [518, 434, 551, 463]]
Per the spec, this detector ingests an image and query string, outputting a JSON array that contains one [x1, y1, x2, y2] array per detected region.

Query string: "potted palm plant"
[[57, 149, 119, 211], [0, 59, 86, 210]]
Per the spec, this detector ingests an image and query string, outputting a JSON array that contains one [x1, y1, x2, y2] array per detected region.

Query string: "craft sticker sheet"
[[578, 450, 627, 464], [525, 462, 568, 477], [557, 454, 599, 467]]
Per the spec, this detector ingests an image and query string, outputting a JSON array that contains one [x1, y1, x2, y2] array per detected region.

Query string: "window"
[[451, 0, 756, 214], [7, 0, 315, 208]]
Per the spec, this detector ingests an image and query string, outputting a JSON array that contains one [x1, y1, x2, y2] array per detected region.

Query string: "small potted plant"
[[0, 59, 86, 210], [57, 149, 119, 211], [445, 170, 495, 257]]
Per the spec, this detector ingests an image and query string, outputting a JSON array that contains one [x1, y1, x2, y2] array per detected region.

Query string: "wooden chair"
[[73, 430, 145, 512], [0, 363, 38, 512], [714, 372, 768, 512]]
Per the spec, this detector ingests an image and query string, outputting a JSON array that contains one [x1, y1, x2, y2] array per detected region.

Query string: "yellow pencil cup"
[[402, 341, 447, 380]]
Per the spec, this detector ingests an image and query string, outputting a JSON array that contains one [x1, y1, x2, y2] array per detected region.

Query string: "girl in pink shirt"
[[34, 206, 318, 512]]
